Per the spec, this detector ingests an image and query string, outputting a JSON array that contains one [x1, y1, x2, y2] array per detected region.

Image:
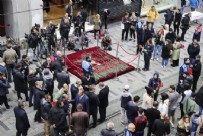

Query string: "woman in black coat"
[[13, 64, 28, 101], [161, 40, 171, 68]]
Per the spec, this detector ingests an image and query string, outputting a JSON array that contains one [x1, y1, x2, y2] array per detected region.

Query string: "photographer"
[[13, 64, 28, 101], [0, 72, 10, 109]]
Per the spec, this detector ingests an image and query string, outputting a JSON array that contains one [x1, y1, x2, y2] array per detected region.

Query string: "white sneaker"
[[161, 65, 164, 68], [156, 58, 159, 60]]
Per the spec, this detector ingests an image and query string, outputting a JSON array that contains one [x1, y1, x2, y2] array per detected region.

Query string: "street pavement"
[[0, 5, 203, 136]]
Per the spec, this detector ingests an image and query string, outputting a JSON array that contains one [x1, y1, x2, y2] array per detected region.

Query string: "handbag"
[[130, 25, 135, 30]]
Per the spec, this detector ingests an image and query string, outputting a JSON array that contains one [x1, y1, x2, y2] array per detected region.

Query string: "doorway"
[[0, 0, 6, 36]]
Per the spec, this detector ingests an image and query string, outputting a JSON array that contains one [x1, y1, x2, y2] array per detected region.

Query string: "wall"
[[2, 0, 43, 39]]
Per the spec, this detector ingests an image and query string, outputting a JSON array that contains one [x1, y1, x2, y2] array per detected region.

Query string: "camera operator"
[[3, 40, 18, 83], [59, 18, 71, 42]]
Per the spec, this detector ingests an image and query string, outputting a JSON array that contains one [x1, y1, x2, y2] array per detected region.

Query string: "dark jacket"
[[101, 129, 118, 136], [143, 44, 154, 59], [122, 17, 131, 29], [165, 32, 176, 43], [187, 43, 200, 59], [144, 28, 155, 42], [126, 101, 139, 123], [86, 91, 100, 113], [14, 106, 30, 133], [49, 106, 67, 131], [27, 74, 43, 90], [41, 98, 52, 120], [195, 86, 203, 106], [56, 71, 70, 89], [134, 115, 147, 132], [75, 94, 89, 113], [0, 65, 8, 78], [161, 44, 171, 59], [148, 72, 161, 90], [174, 12, 182, 25], [164, 10, 174, 23], [13, 68, 28, 93], [152, 119, 170, 136], [34, 88, 45, 110], [70, 84, 79, 100], [0, 78, 9, 96], [145, 108, 160, 125], [98, 86, 109, 108], [192, 60, 202, 77], [181, 15, 190, 30]]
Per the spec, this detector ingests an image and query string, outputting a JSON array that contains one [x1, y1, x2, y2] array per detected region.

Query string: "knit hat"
[[145, 86, 153, 95]]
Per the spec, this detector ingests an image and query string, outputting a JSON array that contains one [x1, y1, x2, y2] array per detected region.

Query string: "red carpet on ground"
[[66, 47, 135, 83]]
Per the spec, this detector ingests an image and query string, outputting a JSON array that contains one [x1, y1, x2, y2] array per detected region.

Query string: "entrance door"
[[0, 0, 5, 36]]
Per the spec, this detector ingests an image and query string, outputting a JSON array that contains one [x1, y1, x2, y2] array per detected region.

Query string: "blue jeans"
[[190, 58, 196, 65], [162, 58, 169, 66], [154, 44, 162, 59]]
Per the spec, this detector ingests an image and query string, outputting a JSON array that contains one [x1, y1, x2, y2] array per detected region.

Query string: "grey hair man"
[[100, 122, 118, 136]]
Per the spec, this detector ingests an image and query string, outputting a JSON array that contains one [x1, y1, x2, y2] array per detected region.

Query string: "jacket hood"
[[153, 72, 159, 79], [43, 69, 53, 80]]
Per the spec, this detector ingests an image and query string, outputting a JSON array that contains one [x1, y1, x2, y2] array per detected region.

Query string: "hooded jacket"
[[148, 72, 161, 90]]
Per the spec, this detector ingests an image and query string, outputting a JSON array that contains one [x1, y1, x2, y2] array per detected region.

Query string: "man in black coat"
[[34, 81, 45, 122], [75, 86, 89, 113], [152, 112, 170, 136], [86, 85, 100, 128], [165, 28, 176, 44], [164, 8, 174, 28], [187, 39, 200, 65], [145, 101, 160, 136], [56, 66, 70, 90], [49, 100, 68, 136], [100, 122, 118, 136], [0, 72, 10, 109], [195, 82, 203, 115], [13, 64, 28, 101], [180, 13, 191, 41], [98, 82, 109, 123], [14, 100, 30, 136], [192, 55, 202, 92], [19, 55, 29, 83]]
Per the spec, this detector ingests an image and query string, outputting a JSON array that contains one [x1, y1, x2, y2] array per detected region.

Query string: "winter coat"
[[0, 78, 9, 96], [148, 72, 161, 90], [34, 88, 45, 110], [142, 92, 153, 110], [172, 42, 181, 60], [187, 43, 200, 59], [161, 44, 171, 59], [13, 68, 28, 93]]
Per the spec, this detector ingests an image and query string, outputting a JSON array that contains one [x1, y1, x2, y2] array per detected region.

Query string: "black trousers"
[[144, 57, 150, 70], [181, 28, 187, 41], [147, 126, 152, 136], [192, 75, 200, 92], [17, 91, 28, 101], [99, 106, 107, 122], [90, 110, 97, 126], [153, 89, 159, 101], [122, 29, 129, 40], [172, 59, 179, 67], [94, 29, 100, 39], [16, 131, 27, 136], [29, 89, 33, 107], [104, 17, 107, 29], [0, 95, 9, 108], [6, 64, 14, 82], [34, 108, 42, 122], [130, 29, 136, 39], [180, 103, 184, 118], [174, 23, 180, 35]]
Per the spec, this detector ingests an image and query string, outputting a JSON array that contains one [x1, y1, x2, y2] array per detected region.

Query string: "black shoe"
[[6, 105, 10, 109], [92, 125, 96, 128]]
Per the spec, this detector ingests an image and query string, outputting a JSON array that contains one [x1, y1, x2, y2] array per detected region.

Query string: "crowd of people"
[[1, 0, 203, 136]]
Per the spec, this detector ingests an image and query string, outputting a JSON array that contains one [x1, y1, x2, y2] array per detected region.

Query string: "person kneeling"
[[101, 35, 112, 51]]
